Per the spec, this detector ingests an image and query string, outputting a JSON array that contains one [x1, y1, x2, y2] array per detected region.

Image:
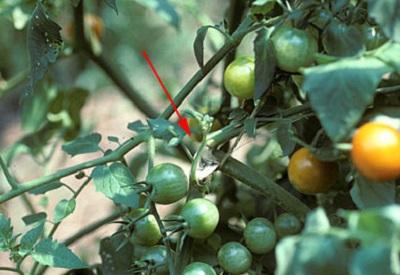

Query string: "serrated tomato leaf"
[[194, 25, 227, 69], [254, 27, 276, 100], [26, 3, 62, 94], [53, 199, 76, 223], [91, 163, 139, 207], [350, 176, 395, 209], [62, 133, 102, 157], [302, 57, 390, 141], [22, 212, 47, 226], [322, 19, 364, 57], [32, 238, 88, 269], [0, 214, 14, 252], [19, 222, 45, 256], [367, 0, 400, 42]]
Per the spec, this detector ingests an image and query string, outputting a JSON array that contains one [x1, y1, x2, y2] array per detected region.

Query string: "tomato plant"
[[0, 0, 399, 274]]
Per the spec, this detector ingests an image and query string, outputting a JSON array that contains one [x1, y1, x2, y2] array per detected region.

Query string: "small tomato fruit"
[[146, 163, 188, 204], [271, 26, 318, 72], [288, 148, 339, 194], [181, 198, 219, 239], [244, 217, 276, 254], [217, 242, 252, 275], [351, 122, 400, 182], [182, 262, 216, 275], [223, 56, 255, 100]]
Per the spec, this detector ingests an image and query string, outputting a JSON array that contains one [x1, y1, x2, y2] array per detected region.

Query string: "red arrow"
[[142, 51, 191, 136]]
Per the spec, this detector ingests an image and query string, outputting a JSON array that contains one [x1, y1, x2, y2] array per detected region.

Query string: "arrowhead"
[[178, 117, 191, 136]]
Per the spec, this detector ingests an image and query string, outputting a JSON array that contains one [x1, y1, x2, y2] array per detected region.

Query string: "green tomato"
[[361, 25, 388, 50], [217, 242, 252, 274], [223, 56, 255, 100], [271, 26, 318, 72], [140, 245, 169, 275], [244, 217, 276, 254], [274, 212, 302, 237], [146, 163, 188, 204], [182, 262, 216, 275], [128, 208, 162, 246], [181, 198, 219, 239]]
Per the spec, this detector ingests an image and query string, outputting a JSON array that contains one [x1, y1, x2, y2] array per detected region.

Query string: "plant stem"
[[0, 16, 259, 204], [150, 202, 176, 275], [34, 177, 91, 275], [73, 0, 158, 118], [0, 267, 24, 275], [0, 155, 18, 189], [64, 209, 127, 246], [0, 132, 149, 204], [214, 151, 310, 220]]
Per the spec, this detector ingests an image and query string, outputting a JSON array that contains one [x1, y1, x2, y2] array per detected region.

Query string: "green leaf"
[[62, 133, 102, 157], [133, 0, 180, 30], [29, 181, 63, 195], [322, 19, 364, 57], [276, 234, 351, 275], [303, 208, 330, 233], [302, 57, 390, 141], [53, 199, 76, 223], [32, 238, 88, 269], [373, 42, 400, 72], [193, 25, 227, 69], [244, 118, 256, 138], [367, 0, 400, 42], [349, 244, 395, 275], [253, 28, 276, 100], [107, 136, 120, 144], [26, 3, 62, 94], [350, 176, 396, 209], [19, 222, 45, 256], [148, 118, 184, 142], [99, 234, 134, 275], [342, 205, 400, 245], [127, 120, 148, 133], [22, 212, 47, 226], [0, 214, 14, 252], [91, 162, 139, 207], [104, 0, 118, 14], [21, 85, 57, 133], [276, 121, 296, 156]]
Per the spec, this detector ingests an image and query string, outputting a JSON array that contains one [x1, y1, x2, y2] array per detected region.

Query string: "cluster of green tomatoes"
[[122, 163, 301, 274]]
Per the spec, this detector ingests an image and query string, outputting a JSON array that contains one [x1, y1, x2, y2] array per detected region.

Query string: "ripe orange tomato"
[[351, 122, 400, 182], [288, 148, 339, 194]]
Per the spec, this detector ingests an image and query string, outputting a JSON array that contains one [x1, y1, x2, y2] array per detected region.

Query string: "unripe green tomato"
[[146, 163, 188, 204], [181, 198, 220, 239], [244, 217, 276, 254], [271, 26, 318, 72], [140, 245, 169, 275], [361, 25, 388, 50], [217, 242, 252, 274], [128, 208, 162, 246], [182, 262, 216, 275], [223, 56, 255, 99], [274, 212, 302, 238]]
